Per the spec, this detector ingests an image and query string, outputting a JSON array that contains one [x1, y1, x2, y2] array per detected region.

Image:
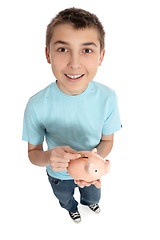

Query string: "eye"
[[58, 48, 68, 52], [83, 49, 92, 53], [95, 169, 98, 173]]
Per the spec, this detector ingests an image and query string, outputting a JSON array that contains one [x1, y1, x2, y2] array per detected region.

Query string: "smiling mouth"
[[65, 74, 84, 80]]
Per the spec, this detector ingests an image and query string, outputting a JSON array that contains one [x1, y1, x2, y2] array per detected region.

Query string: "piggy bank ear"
[[91, 148, 97, 154], [105, 160, 111, 172], [105, 160, 110, 164]]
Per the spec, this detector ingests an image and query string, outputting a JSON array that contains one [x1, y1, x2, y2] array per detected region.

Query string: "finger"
[[51, 157, 71, 163], [91, 179, 101, 184], [93, 179, 101, 188], [51, 167, 68, 172], [94, 183, 101, 189], [63, 146, 78, 154], [78, 183, 85, 188], [62, 146, 82, 159], [74, 180, 81, 185], [77, 180, 91, 187], [80, 180, 91, 187], [64, 153, 81, 161], [74, 180, 84, 188], [83, 183, 91, 187], [51, 162, 69, 171]]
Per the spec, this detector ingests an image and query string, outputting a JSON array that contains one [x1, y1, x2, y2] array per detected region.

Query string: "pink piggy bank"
[[67, 148, 110, 182]]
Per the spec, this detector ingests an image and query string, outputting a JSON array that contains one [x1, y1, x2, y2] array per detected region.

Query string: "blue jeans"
[[47, 174, 101, 213]]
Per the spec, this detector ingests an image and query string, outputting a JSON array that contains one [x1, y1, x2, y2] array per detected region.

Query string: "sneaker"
[[69, 211, 81, 223], [89, 204, 101, 213]]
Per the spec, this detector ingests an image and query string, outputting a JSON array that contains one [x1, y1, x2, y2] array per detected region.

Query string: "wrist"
[[44, 150, 51, 166]]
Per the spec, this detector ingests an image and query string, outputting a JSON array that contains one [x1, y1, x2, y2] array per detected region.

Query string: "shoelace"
[[70, 212, 80, 219], [89, 204, 99, 211]]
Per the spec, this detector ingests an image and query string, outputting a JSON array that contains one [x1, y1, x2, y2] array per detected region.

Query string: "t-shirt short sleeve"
[[22, 100, 45, 145], [102, 91, 121, 135]]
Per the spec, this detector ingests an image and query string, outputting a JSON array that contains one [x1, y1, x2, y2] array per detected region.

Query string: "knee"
[[80, 185, 101, 205]]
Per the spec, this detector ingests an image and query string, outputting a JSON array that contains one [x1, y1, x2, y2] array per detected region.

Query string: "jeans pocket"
[[49, 176, 62, 185]]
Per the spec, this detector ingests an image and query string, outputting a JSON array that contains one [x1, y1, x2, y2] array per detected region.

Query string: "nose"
[[67, 52, 81, 69]]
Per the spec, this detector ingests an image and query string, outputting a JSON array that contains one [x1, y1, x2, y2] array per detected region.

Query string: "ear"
[[45, 46, 51, 64], [98, 49, 105, 66], [105, 159, 111, 173], [105, 159, 110, 164], [91, 148, 97, 154]]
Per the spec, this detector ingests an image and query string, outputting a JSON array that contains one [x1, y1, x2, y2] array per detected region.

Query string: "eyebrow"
[[54, 40, 69, 45], [81, 42, 97, 48], [54, 40, 97, 48]]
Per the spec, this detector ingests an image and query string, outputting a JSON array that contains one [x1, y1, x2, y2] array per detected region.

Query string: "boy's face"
[[46, 24, 105, 95]]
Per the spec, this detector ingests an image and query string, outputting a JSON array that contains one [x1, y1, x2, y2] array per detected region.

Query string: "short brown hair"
[[46, 8, 105, 52]]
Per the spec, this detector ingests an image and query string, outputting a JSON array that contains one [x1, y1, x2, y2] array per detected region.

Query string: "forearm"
[[96, 140, 113, 159], [28, 150, 50, 167], [28, 145, 81, 171]]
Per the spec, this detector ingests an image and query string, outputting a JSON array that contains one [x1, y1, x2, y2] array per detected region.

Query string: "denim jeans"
[[47, 173, 101, 213]]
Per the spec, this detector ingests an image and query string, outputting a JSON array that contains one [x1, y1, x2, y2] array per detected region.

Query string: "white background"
[[0, 0, 160, 239]]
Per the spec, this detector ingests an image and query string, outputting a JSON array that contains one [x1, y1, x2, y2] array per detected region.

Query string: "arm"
[[96, 133, 114, 159], [28, 143, 50, 167], [28, 143, 81, 171]]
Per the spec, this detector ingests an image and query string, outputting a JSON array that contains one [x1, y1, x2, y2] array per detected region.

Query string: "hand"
[[74, 180, 92, 188], [47, 146, 81, 172], [74, 179, 101, 189], [91, 179, 101, 189]]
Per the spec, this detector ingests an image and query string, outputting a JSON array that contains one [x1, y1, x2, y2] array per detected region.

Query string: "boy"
[[22, 8, 121, 223]]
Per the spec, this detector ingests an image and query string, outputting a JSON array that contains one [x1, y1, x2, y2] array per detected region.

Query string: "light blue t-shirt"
[[22, 81, 121, 180]]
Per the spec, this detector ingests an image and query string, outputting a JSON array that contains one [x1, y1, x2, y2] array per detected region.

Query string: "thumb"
[[67, 153, 81, 160]]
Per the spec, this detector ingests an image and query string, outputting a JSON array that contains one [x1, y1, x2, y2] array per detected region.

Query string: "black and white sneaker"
[[89, 204, 101, 213], [69, 211, 81, 223]]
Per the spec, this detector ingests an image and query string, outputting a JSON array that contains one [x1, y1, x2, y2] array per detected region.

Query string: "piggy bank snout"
[[87, 160, 110, 176], [85, 161, 106, 177], [85, 162, 98, 174]]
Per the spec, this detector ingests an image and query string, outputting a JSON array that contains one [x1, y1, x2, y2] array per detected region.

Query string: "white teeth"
[[65, 74, 83, 79]]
